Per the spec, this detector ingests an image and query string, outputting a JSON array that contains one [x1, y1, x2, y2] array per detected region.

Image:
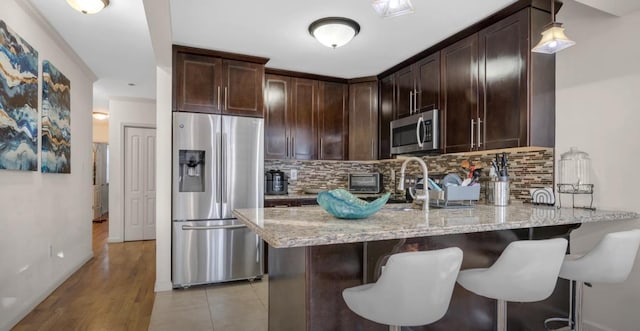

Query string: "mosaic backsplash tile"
[[265, 148, 554, 203]]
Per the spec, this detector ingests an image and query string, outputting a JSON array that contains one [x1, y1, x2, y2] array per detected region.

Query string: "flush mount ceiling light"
[[92, 112, 109, 120], [66, 0, 110, 15], [308, 17, 360, 49], [532, 0, 575, 54], [371, 0, 415, 18]]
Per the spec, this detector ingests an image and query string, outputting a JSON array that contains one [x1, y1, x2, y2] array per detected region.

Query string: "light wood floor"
[[12, 220, 156, 331]]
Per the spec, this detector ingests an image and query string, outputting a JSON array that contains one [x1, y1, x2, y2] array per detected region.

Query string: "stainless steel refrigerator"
[[172, 112, 264, 288]]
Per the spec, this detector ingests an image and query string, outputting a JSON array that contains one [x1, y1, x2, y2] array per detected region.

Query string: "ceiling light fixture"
[[92, 112, 109, 120], [308, 17, 360, 49], [532, 0, 575, 54], [66, 0, 110, 15], [371, 0, 415, 18]]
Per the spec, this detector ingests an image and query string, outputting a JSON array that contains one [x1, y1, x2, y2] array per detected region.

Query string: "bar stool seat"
[[457, 238, 568, 331], [545, 229, 640, 331], [342, 247, 463, 331]]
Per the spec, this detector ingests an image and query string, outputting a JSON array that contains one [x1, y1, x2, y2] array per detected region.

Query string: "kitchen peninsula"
[[233, 204, 638, 331]]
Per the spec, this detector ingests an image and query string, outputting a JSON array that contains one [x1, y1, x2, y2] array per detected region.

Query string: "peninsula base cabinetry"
[[268, 225, 578, 331]]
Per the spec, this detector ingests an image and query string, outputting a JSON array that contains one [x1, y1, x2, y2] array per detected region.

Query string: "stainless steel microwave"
[[390, 109, 439, 155]]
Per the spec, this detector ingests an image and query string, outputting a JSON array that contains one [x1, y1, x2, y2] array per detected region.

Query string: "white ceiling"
[[29, 0, 571, 111], [28, 0, 157, 111]]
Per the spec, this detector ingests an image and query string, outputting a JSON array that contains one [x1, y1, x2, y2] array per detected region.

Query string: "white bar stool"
[[457, 238, 568, 331], [342, 247, 463, 331], [545, 229, 640, 331]]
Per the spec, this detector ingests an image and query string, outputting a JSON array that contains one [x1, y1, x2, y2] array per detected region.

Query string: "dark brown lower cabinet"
[[268, 225, 577, 331]]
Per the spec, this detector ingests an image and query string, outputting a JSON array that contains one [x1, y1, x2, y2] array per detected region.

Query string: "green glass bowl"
[[317, 189, 391, 219]]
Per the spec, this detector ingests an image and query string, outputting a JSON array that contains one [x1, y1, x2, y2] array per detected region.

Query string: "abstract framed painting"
[[41, 60, 71, 173], [0, 20, 39, 171]]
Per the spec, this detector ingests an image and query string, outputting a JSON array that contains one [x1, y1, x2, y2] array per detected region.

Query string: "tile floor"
[[149, 276, 268, 331]]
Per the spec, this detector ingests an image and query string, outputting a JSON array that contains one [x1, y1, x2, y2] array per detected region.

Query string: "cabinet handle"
[[409, 91, 413, 115], [291, 137, 294, 157], [477, 117, 482, 148], [414, 89, 419, 113], [224, 87, 228, 110], [320, 138, 323, 159], [217, 86, 221, 110], [286, 137, 289, 157], [470, 118, 475, 149]]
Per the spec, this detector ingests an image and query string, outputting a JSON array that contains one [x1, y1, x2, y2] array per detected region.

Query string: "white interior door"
[[124, 127, 156, 241]]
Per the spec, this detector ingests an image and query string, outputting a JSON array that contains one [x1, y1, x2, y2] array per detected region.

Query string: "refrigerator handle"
[[216, 132, 222, 203], [181, 224, 247, 230], [222, 132, 227, 203]]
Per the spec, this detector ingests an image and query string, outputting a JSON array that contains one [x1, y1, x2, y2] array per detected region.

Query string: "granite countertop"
[[233, 203, 638, 248], [264, 193, 389, 200]]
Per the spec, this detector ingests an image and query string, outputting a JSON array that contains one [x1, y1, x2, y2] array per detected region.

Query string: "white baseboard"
[[107, 236, 123, 243], [5, 252, 93, 331], [155, 280, 173, 292]]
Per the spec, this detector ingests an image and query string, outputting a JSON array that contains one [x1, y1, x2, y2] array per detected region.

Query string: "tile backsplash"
[[265, 147, 554, 202]]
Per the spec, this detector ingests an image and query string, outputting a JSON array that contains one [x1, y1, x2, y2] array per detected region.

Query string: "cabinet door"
[[318, 81, 348, 160], [174, 52, 222, 113], [379, 75, 395, 160], [394, 66, 414, 119], [479, 9, 528, 150], [264, 74, 291, 159], [349, 82, 378, 160], [222, 60, 264, 117], [290, 78, 318, 160], [415, 52, 440, 112], [441, 34, 479, 153]]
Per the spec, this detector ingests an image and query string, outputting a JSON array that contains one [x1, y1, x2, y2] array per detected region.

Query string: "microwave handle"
[[416, 116, 424, 148]]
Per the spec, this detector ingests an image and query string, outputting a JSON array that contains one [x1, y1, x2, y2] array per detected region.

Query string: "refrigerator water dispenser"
[[179, 150, 205, 192]]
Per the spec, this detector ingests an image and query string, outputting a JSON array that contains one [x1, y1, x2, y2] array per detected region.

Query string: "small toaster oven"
[[348, 173, 383, 194]]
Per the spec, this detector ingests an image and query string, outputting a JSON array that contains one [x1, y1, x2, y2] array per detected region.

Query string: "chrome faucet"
[[397, 157, 429, 211]]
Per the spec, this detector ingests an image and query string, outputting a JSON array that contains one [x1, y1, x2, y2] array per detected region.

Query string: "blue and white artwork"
[[41, 61, 70, 173], [0, 20, 39, 171]]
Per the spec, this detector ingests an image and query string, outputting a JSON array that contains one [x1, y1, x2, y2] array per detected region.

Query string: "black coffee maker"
[[265, 170, 288, 195]]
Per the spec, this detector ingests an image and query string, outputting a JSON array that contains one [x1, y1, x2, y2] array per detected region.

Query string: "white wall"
[[154, 67, 172, 291], [556, 1, 640, 330], [107, 98, 156, 242], [0, 1, 96, 329]]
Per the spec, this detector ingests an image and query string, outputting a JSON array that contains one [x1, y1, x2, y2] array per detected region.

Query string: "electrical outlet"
[[290, 169, 298, 180]]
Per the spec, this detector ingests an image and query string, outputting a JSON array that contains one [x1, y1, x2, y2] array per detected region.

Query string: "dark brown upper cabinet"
[[393, 52, 441, 120], [290, 78, 318, 160], [441, 7, 554, 153], [264, 74, 319, 160], [349, 81, 378, 160], [264, 74, 290, 159], [318, 81, 348, 160], [173, 46, 267, 117], [441, 34, 479, 154], [378, 75, 395, 160]]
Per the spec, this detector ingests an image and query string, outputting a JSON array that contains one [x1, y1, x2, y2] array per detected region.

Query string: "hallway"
[[12, 221, 156, 330]]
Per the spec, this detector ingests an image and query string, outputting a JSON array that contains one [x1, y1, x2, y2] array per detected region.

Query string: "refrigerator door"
[[173, 112, 222, 221], [221, 116, 264, 219], [172, 220, 263, 287]]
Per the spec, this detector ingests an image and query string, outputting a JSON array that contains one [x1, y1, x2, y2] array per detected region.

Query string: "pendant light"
[[371, 0, 415, 18], [66, 0, 110, 15], [532, 0, 575, 54], [309, 17, 360, 49]]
